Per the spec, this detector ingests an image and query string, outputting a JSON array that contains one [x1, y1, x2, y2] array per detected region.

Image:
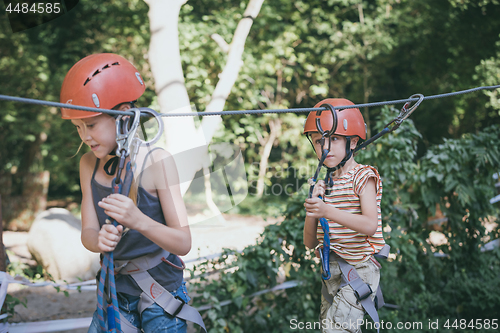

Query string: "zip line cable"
[[0, 85, 499, 118]]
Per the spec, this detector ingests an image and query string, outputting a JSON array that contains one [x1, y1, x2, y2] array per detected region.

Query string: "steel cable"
[[0, 85, 498, 118]]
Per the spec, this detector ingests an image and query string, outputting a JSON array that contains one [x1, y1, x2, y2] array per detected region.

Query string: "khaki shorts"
[[320, 257, 381, 333]]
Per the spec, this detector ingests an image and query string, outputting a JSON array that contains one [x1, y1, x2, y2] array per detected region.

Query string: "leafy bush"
[[189, 106, 500, 332], [1, 255, 69, 322]]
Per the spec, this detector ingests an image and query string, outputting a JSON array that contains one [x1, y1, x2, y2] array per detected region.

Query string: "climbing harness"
[[96, 107, 171, 333], [96, 108, 145, 333], [319, 248, 390, 333], [113, 249, 206, 333], [305, 95, 424, 331]]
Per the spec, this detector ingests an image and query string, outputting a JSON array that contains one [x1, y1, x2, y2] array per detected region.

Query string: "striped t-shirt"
[[317, 164, 385, 265]]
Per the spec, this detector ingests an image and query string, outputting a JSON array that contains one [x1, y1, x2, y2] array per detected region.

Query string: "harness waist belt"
[[321, 244, 390, 333], [113, 249, 207, 333], [114, 248, 171, 275]]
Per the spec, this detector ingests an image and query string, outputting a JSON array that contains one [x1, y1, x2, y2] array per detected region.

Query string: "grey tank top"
[[91, 148, 184, 295]]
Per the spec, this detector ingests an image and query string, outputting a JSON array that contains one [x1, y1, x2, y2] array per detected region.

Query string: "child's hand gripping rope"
[[305, 179, 332, 280]]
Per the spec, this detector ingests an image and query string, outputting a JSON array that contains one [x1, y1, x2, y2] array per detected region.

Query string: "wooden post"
[[0, 195, 6, 271]]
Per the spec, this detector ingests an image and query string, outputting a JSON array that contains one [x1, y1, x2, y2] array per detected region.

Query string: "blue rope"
[[96, 173, 128, 332], [308, 148, 333, 280], [319, 216, 331, 280], [97, 251, 121, 332]]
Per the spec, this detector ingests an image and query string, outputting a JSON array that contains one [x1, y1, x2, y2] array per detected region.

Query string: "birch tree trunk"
[[145, 0, 201, 195], [198, 0, 265, 143], [255, 118, 281, 197], [145, 0, 264, 195], [146, 0, 196, 152]]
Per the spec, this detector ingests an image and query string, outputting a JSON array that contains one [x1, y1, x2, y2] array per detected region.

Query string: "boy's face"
[[309, 132, 358, 168]]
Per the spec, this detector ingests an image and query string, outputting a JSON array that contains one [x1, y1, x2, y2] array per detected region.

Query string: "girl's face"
[[309, 132, 357, 168], [71, 114, 116, 159]]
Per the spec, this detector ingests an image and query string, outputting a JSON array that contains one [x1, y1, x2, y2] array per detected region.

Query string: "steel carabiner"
[[113, 108, 164, 184], [115, 108, 141, 158], [315, 103, 338, 137], [127, 108, 164, 170], [394, 93, 424, 128]]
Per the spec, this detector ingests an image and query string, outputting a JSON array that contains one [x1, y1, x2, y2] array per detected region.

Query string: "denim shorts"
[[88, 282, 191, 333]]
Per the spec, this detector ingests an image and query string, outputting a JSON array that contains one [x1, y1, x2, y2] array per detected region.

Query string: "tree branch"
[[211, 33, 230, 54], [199, 0, 265, 144]]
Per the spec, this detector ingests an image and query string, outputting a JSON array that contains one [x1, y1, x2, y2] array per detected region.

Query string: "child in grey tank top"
[[60, 53, 194, 333]]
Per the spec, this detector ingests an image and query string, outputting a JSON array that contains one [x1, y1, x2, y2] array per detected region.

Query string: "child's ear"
[[350, 136, 359, 149], [117, 103, 132, 111]]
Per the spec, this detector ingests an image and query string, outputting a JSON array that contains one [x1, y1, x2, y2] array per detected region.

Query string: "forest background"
[[1, 0, 500, 332]]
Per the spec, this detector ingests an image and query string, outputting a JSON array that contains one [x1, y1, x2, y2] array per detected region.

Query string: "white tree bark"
[[199, 0, 265, 144], [146, 0, 196, 152], [145, 0, 206, 195], [255, 118, 281, 197], [145, 0, 264, 195], [203, 162, 226, 223]]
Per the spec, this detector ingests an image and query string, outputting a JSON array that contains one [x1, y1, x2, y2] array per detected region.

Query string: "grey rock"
[[27, 208, 100, 282]]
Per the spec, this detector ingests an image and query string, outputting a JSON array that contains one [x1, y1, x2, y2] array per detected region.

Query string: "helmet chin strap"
[[104, 146, 119, 176]]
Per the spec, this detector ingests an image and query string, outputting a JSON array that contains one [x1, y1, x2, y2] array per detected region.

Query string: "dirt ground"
[[3, 213, 279, 332]]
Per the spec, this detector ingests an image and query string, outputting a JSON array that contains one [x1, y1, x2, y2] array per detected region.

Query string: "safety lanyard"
[[307, 94, 423, 280], [354, 94, 423, 152], [96, 108, 163, 332], [307, 103, 337, 280]]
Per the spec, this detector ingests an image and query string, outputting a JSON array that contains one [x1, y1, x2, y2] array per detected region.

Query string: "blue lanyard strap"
[[97, 251, 121, 332], [318, 216, 331, 280], [97, 175, 124, 332], [308, 147, 333, 280]]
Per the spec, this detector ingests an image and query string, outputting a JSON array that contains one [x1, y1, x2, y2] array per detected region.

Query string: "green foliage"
[[0, 0, 153, 227], [2, 0, 500, 223], [362, 108, 500, 331], [189, 195, 322, 332], [1, 294, 27, 323], [1, 256, 65, 321], [181, 0, 500, 203], [190, 107, 500, 331]]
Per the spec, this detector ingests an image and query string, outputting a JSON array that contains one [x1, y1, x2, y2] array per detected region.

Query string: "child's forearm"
[[81, 227, 101, 253], [303, 216, 320, 249], [135, 218, 192, 256], [322, 205, 378, 236]]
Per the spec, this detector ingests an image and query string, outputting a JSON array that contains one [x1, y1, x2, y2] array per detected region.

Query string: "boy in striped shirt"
[[303, 98, 385, 332]]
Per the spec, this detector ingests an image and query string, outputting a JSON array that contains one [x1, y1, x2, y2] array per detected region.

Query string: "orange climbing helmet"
[[60, 53, 145, 119], [303, 98, 366, 140]]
